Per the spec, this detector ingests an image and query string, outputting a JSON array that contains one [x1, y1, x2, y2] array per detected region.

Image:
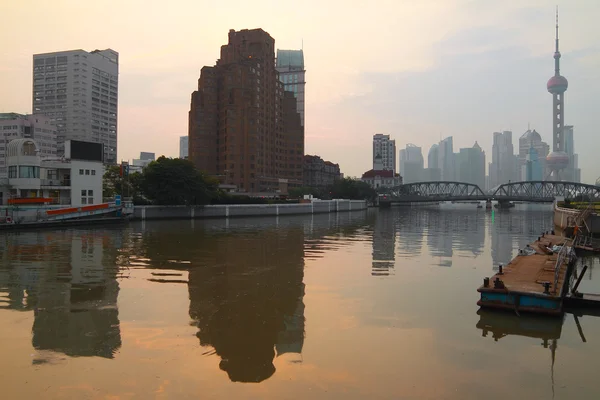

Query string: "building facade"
[[276, 49, 305, 127], [518, 129, 549, 180], [179, 136, 189, 159], [562, 125, 581, 182], [32, 48, 119, 164], [456, 142, 486, 189], [372, 134, 396, 173], [0, 139, 102, 206], [189, 29, 304, 193], [303, 155, 341, 188], [438, 136, 455, 181], [361, 155, 402, 189], [489, 131, 517, 188], [399, 144, 424, 184], [0, 113, 57, 177]]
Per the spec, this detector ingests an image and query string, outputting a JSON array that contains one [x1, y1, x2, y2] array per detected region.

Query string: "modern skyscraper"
[[546, 10, 570, 180], [438, 136, 455, 181], [372, 134, 396, 172], [32, 49, 119, 164], [525, 145, 543, 181], [456, 142, 486, 189], [424, 144, 441, 181], [188, 29, 304, 193], [562, 125, 581, 182], [489, 131, 517, 188], [179, 136, 189, 159], [0, 113, 57, 176], [518, 129, 549, 179], [399, 144, 424, 184], [276, 49, 305, 127]]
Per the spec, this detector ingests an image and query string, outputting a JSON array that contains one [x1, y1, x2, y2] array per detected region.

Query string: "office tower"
[[179, 136, 189, 159], [438, 136, 455, 181], [0, 113, 57, 176], [424, 144, 441, 181], [489, 131, 517, 187], [372, 134, 396, 172], [525, 145, 543, 181], [562, 125, 580, 182], [188, 29, 304, 192], [545, 10, 570, 180], [399, 144, 424, 184], [32, 49, 119, 164], [518, 129, 549, 180], [276, 49, 305, 127], [456, 142, 486, 189]]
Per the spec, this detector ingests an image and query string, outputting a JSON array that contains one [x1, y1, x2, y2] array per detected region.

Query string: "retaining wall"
[[132, 200, 367, 221], [554, 203, 600, 234]]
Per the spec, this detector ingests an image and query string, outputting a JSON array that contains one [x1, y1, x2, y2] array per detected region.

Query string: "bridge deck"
[[478, 234, 572, 315]]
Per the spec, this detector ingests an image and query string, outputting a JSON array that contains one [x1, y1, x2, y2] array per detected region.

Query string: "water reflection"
[[372, 209, 396, 276], [0, 230, 122, 359]]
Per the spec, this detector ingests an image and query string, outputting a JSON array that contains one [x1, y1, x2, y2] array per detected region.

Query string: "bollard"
[[551, 230, 555, 235], [498, 265, 503, 275], [543, 282, 551, 294], [483, 277, 490, 288]]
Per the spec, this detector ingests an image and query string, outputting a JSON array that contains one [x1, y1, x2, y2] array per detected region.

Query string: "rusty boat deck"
[[478, 234, 574, 316]]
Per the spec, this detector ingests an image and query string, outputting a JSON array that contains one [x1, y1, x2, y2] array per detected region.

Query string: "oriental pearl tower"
[[546, 8, 570, 180]]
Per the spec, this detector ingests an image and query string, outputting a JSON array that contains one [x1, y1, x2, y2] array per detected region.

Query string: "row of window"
[[79, 169, 96, 176], [8, 166, 40, 179]]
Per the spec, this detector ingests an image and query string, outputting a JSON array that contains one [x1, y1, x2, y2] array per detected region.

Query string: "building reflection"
[[187, 229, 305, 383], [372, 209, 396, 276], [0, 230, 122, 359]]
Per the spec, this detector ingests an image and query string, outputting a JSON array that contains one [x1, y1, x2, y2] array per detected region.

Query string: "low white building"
[[0, 139, 103, 206], [360, 154, 402, 189]]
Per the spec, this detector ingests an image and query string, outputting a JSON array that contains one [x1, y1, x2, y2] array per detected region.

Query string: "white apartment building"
[[32, 48, 119, 164], [372, 134, 396, 173], [276, 50, 306, 126], [0, 139, 102, 206], [180, 136, 189, 159], [0, 113, 57, 176]]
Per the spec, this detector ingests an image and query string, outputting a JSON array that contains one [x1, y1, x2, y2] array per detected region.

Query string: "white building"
[[33, 48, 119, 164], [438, 136, 455, 181], [0, 139, 103, 206], [276, 50, 305, 127], [0, 113, 57, 177], [179, 136, 188, 159], [373, 134, 396, 173], [361, 154, 402, 189]]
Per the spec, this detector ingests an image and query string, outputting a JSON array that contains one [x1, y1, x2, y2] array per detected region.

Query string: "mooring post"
[[483, 277, 490, 288], [572, 265, 588, 294], [498, 265, 503, 275]]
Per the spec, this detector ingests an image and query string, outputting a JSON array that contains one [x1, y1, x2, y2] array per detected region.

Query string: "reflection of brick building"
[[188, 28, 304, 193], [303, 155, 341, 188]]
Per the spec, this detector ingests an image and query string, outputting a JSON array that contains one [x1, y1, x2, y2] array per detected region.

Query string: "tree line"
[[103, 157, 376, 205]]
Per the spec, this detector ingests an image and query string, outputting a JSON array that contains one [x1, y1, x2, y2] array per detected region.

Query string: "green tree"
[[329, 178, 376, 201], [102, 166, 142, 199], [139, 157, 218, 205]]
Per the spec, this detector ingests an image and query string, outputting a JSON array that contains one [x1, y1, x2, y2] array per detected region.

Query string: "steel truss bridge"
[[379, 181, 600, 205]]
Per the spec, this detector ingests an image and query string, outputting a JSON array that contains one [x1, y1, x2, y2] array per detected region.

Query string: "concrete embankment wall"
[[132, 200, 367, 221], [554, 203, 600, 234]]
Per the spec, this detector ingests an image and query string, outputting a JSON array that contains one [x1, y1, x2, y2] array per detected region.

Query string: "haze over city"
[[1, 0, 599, 183]]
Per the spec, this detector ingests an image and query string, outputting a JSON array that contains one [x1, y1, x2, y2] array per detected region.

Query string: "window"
[[8, 166, 17, 178], [85, 169, 90, 175], [17, 166, 39, 179], [79, 169, 84, 175], [81, 197, 87, 205], [91, 170, 96, 175], [87, 190, 93, 196]]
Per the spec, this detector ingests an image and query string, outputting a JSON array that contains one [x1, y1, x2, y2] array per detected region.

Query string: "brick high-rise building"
[[189, 29, 304, 193]]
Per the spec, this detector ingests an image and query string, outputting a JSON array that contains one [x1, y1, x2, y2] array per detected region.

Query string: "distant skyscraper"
[[546, 10, 570, 180], [399, 144, 424, 184], [188, 29, 304, 192], [33, 48, 119, 164], [456, 142, 485, 189], [489, 131, 517, 188], [525, 145, 543, 181], [424, 144, 441, 181], [179, 136, 189, 159], [562, 125, 580, 182], [438, 136, 455, 181], [276, 49, 305, 127], [372, 134, 396, 172], [518, 129, 549, 180]]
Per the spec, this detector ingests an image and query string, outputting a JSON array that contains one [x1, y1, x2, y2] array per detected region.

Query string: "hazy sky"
[[1, 0, 599, 183]]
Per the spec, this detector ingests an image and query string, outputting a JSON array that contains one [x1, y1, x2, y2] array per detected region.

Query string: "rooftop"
[[276, 49, 304, 68]]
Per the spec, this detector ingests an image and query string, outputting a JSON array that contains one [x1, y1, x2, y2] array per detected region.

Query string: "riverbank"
[[554, 202, 600, 234], [132, 200, 367, 221]]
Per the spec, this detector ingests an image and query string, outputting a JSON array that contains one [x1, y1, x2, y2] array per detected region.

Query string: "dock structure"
[[478, 234, 576, 316]]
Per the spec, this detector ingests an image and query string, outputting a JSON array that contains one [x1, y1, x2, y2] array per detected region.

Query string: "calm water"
[[1, 205, 600, 399]]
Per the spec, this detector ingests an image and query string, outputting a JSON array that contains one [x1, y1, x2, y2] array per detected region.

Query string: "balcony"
[[40, 179, 71, 187]]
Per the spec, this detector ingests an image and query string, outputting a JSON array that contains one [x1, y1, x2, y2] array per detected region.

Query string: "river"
[[1, 205, 599, 399]]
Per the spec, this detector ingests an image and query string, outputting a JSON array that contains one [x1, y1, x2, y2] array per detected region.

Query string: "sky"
[[1, 0, 599, 183]]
